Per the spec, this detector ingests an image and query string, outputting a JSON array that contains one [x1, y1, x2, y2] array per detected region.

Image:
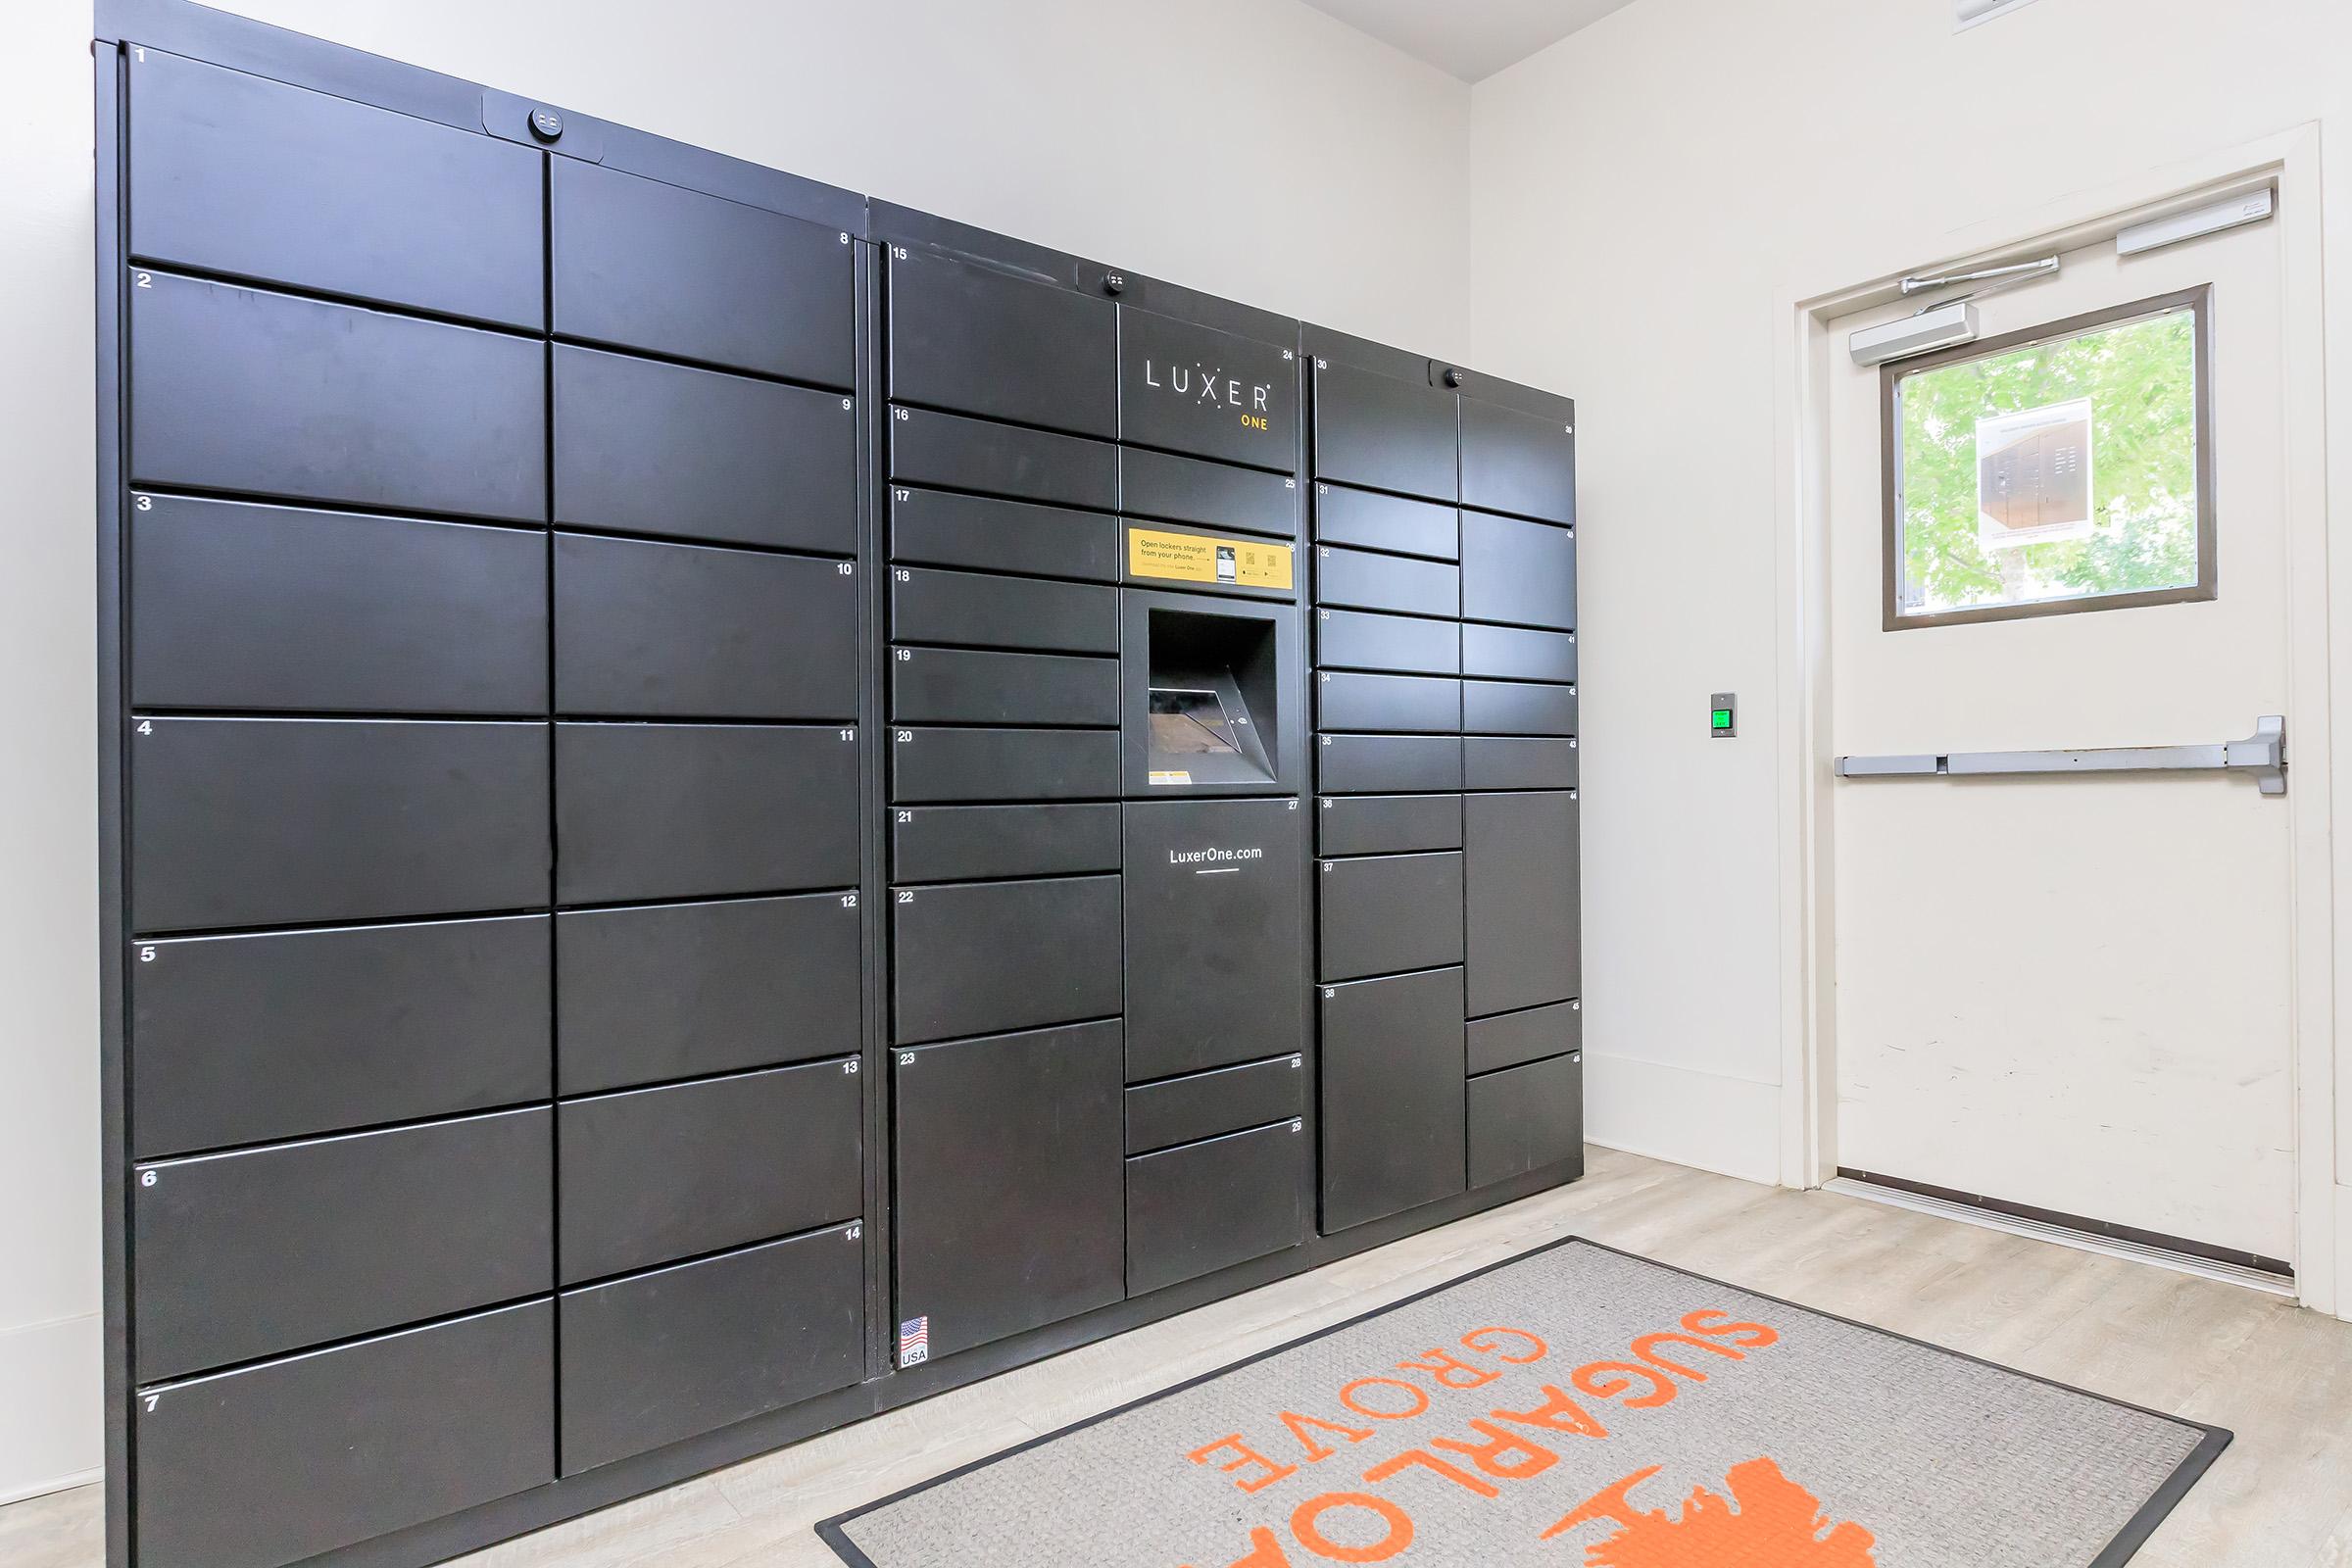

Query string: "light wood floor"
[[13, 1147, 2352, 1567]]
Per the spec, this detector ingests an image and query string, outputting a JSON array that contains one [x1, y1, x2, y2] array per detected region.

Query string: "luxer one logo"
[[1142, 360, 1276, 433], [1168, 845, 1266, 865]]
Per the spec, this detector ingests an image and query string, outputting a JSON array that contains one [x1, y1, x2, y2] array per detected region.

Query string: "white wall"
[[0, 0, 108, 1508], [1465, 0, 2352, 1185], [0, 0, 1471, 1501], [211, 0, 1476, 356]]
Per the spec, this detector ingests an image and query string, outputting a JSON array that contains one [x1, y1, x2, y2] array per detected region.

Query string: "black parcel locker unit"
[[102, 19, 874, 1568], [91, 9, 1579, 1566], [1305, 324, 1583, 1235]]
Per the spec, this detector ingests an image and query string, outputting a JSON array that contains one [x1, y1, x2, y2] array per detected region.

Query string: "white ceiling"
[[1299, 0, 1642, 82]]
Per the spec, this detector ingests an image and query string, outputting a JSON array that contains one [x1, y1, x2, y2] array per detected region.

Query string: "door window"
[[1885, 286, 2212, 627]]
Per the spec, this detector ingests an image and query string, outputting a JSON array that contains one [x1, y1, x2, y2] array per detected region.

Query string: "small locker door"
[[127, 49, 544, 328], [893, 1020, 1126, 1362], [1460, 513, 1576, 631]]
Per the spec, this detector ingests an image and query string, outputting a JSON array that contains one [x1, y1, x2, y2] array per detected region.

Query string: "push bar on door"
[[1834, 715, 2286, 796]]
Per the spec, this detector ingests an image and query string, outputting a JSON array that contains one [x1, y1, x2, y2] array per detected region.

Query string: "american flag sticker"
[[898, 1315, 930, 1367]]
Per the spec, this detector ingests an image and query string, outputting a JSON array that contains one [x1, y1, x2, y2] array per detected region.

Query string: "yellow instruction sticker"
[[1127, 528, 1294, 591], [1148, 770, 1194, 787]]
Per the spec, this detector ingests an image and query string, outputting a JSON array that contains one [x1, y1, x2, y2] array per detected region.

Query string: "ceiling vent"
[[1956, 0, 2045, 28]]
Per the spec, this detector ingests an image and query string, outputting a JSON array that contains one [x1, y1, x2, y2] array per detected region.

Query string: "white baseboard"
[[1582, 1052, 1782, 1186], [2336, 1184, 2352, 1323], [1, 1466, 101, 1508], [0, 1312, 102, 1505]]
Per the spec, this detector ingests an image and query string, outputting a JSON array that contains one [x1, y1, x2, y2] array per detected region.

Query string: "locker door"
[[891, 875, 1123, 1045], [1463, 791, 1581, 1016], [890, 488, 1121, 584], [1123, 799, 1306, 1083], [1313, 547, 1459, 619], [1459, 396, 1576, 525], [129, 272, 545, 523], [1315, 610, 1459, 676], [132, 916, 551, 1157], [556, 894, 861, 1094], [1315, 794, 1461, 858], [1461, 680, 1578, 737], [130, 718, 550, 933], [893, 1020, 1125, 1361], [555, 534, 858, 720], [1125, 1056, 1306, 1153], [550, 159, 854, 385], [1468, 1053, 1584, 1188], [1461, 623, 1578, 684], [558, 1060, 862, 1283], [1314, 485, 1458, 561], [1317, 852, 1465, 982], [1118, 308, 1299, 470], [890, 648, 1120, 728], [1315, 734, 1462, 796], [1317, 672, 1460, 734], [554, 346, 858, 554], [558, 1225, 864, 1474], [132, 1108, 552, 1381], [1126, 1120, 1308, 1296], [1120, 447, 1298, 539], [891, 567, 1120, 655], [126, 50, 544, 329], [1320, 967, 1466, 1232], [1460, 513, 1577, 631], [889, 727, 1123, 805], [554, 723, 859, 904], [128, 497, 548, 716], [891, 804, 1124, 884], [890, 406, 1119, 513], [1311, 361, 1456, 502], [887, 247, 1115, 436]]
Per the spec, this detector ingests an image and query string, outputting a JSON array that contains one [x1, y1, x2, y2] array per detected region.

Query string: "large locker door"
[[1459, 395, 1577, 526], [893, 1021, 1126, 1362], [1319, 967, 1466, 1231], [131, 916, 551, 1157], [130, 718, 550, 933], [1311, 359, 1456, 502], [129, 497, 548, 716], [1463, 791, 1582, 1017], [126, 49, 544, 328], [1123, 800, 1306, 1083], [129, 272, 546, 523], [550, 158, 855, 386], [134, 1302, 555, 1568], [554, 346, 858, 554], [888, 247, 1116, 436], [558, 1225, 864, 1475]]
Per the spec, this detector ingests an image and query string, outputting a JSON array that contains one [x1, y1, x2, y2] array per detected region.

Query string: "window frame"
[[1879, 283, 2217, 631]]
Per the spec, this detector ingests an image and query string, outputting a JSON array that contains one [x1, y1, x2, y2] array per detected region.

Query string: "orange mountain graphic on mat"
[[1544, 1456, 1879, 1566]]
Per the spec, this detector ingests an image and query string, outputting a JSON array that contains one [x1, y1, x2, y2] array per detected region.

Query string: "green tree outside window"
[[1892, 305, 2202, 617]]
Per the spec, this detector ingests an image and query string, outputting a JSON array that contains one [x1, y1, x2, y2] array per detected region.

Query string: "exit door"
[[1824, 198, 2296, 1272]]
